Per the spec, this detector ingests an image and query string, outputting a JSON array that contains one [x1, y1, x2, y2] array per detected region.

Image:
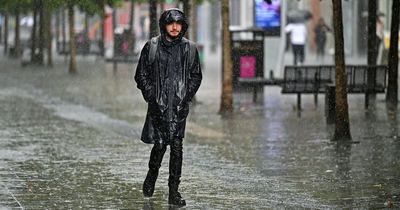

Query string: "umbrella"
[[287, 9, 312, 23], [20, 16, 33, 27]]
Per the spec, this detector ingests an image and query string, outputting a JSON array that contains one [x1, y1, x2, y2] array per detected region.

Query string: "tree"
[[61, 8, 67, 59], [149, 0, 158, 38], [14, 7, 21, 58], [99, 0, 107, 56], [31, 0, 38, 62], [366, 0, 378, 108], [45, 0, 53, 67], [67, 2, 77, 74], [182, 0, 190, 38], [127, 0, 148, 33], [332, 0, 351, 141], [38, 0, 45, 65], [3, 12, 8, 55], [0, 12, 2, 42], [220, 0, 233, 113], [386, 0, 400, 108], [27, 0, 61, 65], [0, 0, 31, 57], [190, 0, 197, 41], [0, 1, 24, 58], [63, 0, 122, 72], [78, 0, 103, 58], [129, 0, 135, 33], [88, 0, 124, 57], [367, 0, 378, 65]]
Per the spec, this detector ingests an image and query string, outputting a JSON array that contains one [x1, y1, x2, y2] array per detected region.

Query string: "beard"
[[166, 31, 180, 40]]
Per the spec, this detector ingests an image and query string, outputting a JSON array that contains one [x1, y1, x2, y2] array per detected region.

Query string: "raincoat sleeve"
[[284, 24, 293, 33], [134, 42, 155, 103], [186, 49, 202, 102]]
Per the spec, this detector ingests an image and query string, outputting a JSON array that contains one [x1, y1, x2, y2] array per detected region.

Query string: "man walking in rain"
[[134, 8, 202, 207]]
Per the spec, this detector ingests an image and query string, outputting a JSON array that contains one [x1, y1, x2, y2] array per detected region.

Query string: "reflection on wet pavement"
[[0, 57, 399, 209]]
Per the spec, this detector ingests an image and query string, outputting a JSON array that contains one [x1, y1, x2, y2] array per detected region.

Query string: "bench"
[[324, 65, 387, 123], [283, 65, 387, 110], [57, 40, 103, 56], [281, 65, 334, 109], [105, 55, 139, 71], [237, 77, 283, 102], [238, 65, 388, 110]]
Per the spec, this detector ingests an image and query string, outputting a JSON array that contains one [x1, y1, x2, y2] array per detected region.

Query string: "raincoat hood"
[[159, 8, 188, 41]]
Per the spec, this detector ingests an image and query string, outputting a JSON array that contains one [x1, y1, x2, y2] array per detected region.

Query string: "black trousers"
[[292, 44, 305, 65], [316, 42, 326, 57], [148, 138, 183, 184]]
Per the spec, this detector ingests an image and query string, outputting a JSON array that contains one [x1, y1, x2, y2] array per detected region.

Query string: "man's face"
[[165, 22, 182, 38]]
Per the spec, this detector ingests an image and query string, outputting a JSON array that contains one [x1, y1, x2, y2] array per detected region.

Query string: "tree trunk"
[[100, 1, 106, 57], [62, 8, 67, 56], [366, 0, 378, 107], [367, 0, 378, 65], [38, 0, 45, 64], [386, 0, 400, 108], [0, 13, 2, 42], [68, 5, 77, 74], [112, 8, 117, 58], [46, 2, 53, 67], [4, 12, 8, 55], [182, 0, 190, 38], [219, 0, 233, 113], [100, 18, 105, 57], [56, 9, 60, 52], [189, 0, 198, 103], [332, 0, 351, 141], [84, 14, 89, 40], [84, 13, 89, 55], [14, 9, 21, 58], [149, 0, 158, 38], [129, 1, 136, 53], [129, 0, 134, 33], [191, 0, 197, 42], [31, 2, 38, 62]]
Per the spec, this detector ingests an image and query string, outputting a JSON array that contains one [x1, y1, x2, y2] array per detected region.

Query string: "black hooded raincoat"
[[135, 9, 202, 145]]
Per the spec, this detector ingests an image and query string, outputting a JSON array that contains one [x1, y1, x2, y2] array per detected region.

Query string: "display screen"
[[254, 0, 281, 36]]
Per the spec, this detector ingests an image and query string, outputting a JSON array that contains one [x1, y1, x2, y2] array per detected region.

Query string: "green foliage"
[[47, 0, 66, 10], [77, 0, 107, 16], [194, 0, 215, 5], [50, 0, 124, 16], [140, 0, 215, 5], [0, 0, 32, 14]]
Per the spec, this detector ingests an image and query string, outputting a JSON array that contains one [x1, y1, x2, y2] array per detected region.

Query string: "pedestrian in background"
[[134, 8, 202, 207], [285, 21, 308, 65], [314, 17, 331, 62]]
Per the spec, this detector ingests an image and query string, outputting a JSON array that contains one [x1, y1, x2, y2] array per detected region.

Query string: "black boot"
[[168, 179, 186, 207], [143, 142, 166, 197], [143, 169, 158, 197], [168, 139, 186, 207]]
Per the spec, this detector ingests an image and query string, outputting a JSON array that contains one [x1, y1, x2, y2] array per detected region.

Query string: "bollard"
[[297, 93, 301, 111], [314, 72, 320, 107], [325, 84, 335, 124]]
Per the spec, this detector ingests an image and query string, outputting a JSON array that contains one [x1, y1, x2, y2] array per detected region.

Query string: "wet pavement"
[[1, 47, 400, 209]]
